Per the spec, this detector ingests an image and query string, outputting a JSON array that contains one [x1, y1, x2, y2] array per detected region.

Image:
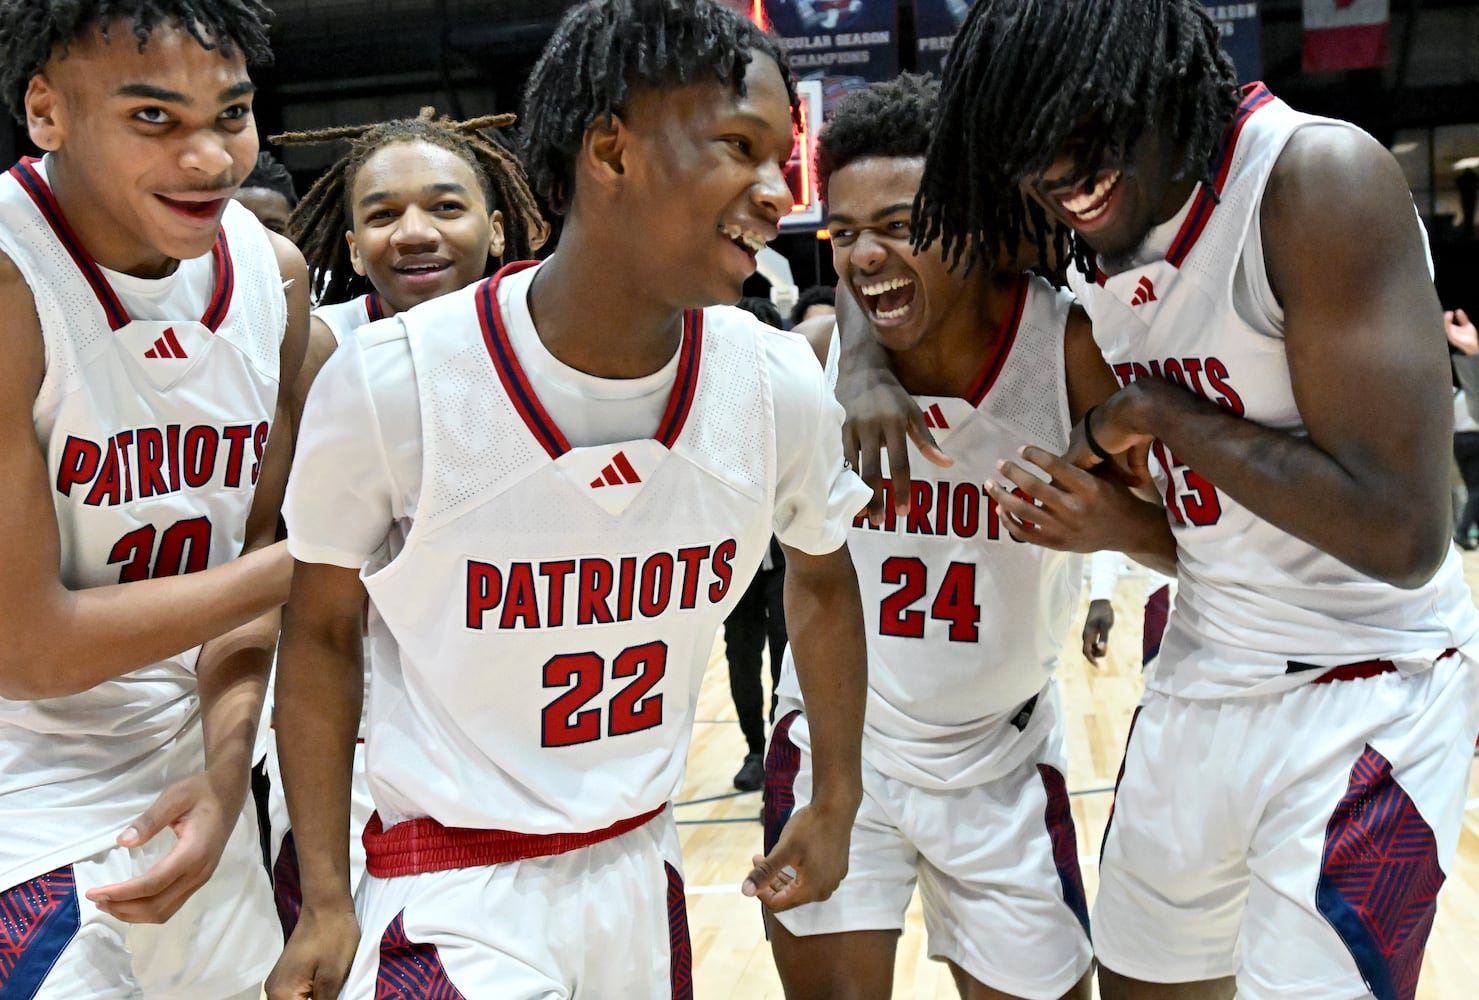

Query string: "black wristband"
[[1082, 405, 1115, 463]]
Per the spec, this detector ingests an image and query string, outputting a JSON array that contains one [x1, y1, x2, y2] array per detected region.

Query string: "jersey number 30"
[[107, 516, 213, 582], [879, 557, 980, 642], [541, 641, 668, 747]]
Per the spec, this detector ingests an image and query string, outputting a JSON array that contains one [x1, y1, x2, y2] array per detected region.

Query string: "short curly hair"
[[0, 0, 274, 123], [520, 0, 798, 216], [816, 73, 939, 200]]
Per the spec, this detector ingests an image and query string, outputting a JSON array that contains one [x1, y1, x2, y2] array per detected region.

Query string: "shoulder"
[[267, 228, 310, 289], [791, 315, 836, 369], [0, 249, 43, 402]]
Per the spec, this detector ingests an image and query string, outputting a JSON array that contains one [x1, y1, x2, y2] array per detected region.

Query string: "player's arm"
[[791, 314, 836, 368], [0, 253, 292, 702], [1080, 126, 1451, 588], [989, 307, 1178, 575], [834, 285, 950, 523], [89, 232, 312, 923], [289, 315, 339, 444]]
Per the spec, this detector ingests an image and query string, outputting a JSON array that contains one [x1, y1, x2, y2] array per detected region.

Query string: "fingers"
[[87, 839, 211, 924], [1458, 308, 1470, 326], [882, 422, 912, 520], [742, 853, 803, 910], [906, 411, 953, 470], [1081, 626, 1103, 662], [856, 432, 889, 526], [117, 784, 192, 849]]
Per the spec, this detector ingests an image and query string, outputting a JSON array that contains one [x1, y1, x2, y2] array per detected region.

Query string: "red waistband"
[[1308, 658, 1397, 685], [363, 803, 666, 878]]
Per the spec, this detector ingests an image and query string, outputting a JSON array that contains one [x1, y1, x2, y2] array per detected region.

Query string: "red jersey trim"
[[1165, 82, 1276, 268], [200, 232, 234, 332], [966, 273, 1030, 407], [366, 292, 386, 322], [654, 310, 703, 448]]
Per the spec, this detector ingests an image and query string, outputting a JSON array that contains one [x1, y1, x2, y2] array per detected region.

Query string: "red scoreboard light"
[[781, 78, 825, 230]]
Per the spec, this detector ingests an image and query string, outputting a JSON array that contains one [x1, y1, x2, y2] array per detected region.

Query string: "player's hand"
[[986, 445, 1152, 553], [839, 367, 952, 525], [266, 901, 361, 1000], [85, 770, 238, 923], [1063, 387, 1155, 486], [741, 800, 854, 912], [1447, 309, 1478, 356], [1082, 599, 1115, 663]]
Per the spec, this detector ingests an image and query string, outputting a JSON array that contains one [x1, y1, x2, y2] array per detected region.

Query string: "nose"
[[179, 130, 235, 179], [851, 229, 887, 272], [751, 159, 791, 225], [391, 205, 438, 249]]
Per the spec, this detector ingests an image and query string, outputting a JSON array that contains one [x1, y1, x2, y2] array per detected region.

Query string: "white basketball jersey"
[[781, 275, 1081, 790], [312, 291, 385, 345], [358, 263, 782, 834], [1068, 84, 1479, 697], [0, 156, 285, 889]]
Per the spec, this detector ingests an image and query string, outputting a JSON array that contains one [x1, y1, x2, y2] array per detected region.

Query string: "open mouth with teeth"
[[720, 224, 768, 258], [859, 275, 917, 322], [1056, 169, 1122, 224], [396, 262, 449, 276]]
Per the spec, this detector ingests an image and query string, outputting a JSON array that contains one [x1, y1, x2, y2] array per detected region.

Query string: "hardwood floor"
[[680, 558, 1479, 999]]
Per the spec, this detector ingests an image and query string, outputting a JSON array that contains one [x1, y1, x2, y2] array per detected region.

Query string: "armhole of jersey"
[[822, 321, 840, 393]]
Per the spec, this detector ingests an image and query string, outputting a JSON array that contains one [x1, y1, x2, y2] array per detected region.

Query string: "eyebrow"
[[114, 80, 257, 105], [827, 202, 914, 226], [358, 182, 472, 209]]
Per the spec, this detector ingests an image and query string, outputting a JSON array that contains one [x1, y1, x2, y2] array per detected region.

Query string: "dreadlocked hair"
[[243, 151, 297, 207], [272, 108, 545, 306], [520, 0, 799, 215], [0, 0, 273, 123], [916, 0, 1240, 278], [816, 73, 938, 197]]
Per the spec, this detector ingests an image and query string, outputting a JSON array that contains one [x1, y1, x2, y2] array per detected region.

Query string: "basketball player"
[[262, 107, 546, 937], [766, 74, 1169, 1000], [0, 2, 309, 997], [233, 151, 297, 237], [267, 2, 869, 997], [841, 2, 1479, 997]]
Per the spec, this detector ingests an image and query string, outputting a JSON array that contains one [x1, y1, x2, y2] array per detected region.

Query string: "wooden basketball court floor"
[[677, 558, 1479, 999]]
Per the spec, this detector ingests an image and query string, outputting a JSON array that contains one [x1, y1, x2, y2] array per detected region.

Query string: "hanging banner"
[[1303, 0, 1388, 73], [758, 0, 900, 107], [914, 0, 971, 77], [1203, 2, 1262, 83]]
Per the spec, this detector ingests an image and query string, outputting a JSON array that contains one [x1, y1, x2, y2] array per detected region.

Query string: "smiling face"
[[1020, 127, 1191, 264], [608, 51, 796, 308], [827, 155, 973, 354], [345, 139, 505, 314], [24, 20, 259, 276]]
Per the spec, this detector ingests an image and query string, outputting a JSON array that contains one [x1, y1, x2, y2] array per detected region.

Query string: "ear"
[[487, 209, 506, 263], [345, 230, 366, 277], [24, 75, 64, 151], [578, 111, 629, 195]]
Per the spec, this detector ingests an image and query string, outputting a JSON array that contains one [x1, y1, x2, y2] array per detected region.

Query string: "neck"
[[527, 216, 685, 379], [889, 269, 1019, 398], [46, 153, 177, 278]]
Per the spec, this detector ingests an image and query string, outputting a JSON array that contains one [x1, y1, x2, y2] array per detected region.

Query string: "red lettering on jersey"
[[466, 560, 503, 629], [675, 546, 710, 609], [134, 428, 168, 498], [905, 481, 933, 535], [934, 481, 951, 535], [84, 439, 124, 507], [709, 539, 737, 602], [1147, 359, 1163, 379], [578, 559, 615, 625], [251, 421, 269, 485], [1112, 362, 1136, 389], [56, 436, 102, 497], [638, 552, 674, 618], [182, 426, 218, 488], [1203, 358, 1245, 415], [1161, 357, 1186, 388], [952, 483, 980, 539], [1180, 357, 1207, 396], [985, 494, 1002, 541], [499, 562, 541, 629], [616, 556, 637, 621], [221, 425, 252, 487], [540, 560, 575, 628], [166, 425, 183, 492]]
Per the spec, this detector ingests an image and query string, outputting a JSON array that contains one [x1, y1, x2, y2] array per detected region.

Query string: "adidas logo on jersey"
[[922, 403, 950, 430], [590, 451, 642, 489], [1130, 277, 1157, 307], [143, 327, 189, 359]]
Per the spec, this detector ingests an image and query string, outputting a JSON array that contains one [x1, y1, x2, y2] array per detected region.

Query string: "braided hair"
[[272, 108, 545, 306], [915, 0, 1240, 276], [0, 0, 273, 122], [520, 0, 799, 215]]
